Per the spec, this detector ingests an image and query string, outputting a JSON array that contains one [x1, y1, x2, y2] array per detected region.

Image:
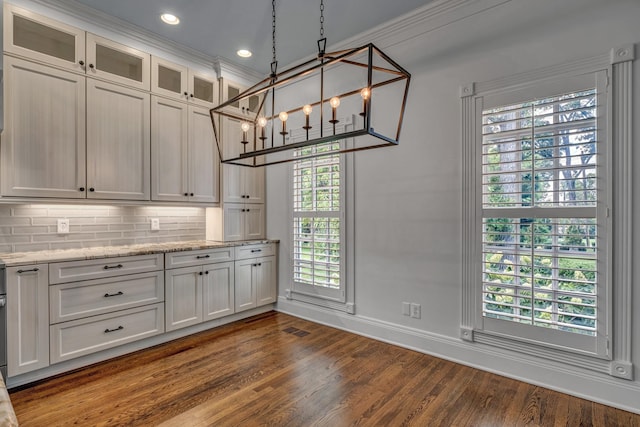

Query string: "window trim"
[[287, 119, 356, 314], [461, 45, 634, 378]]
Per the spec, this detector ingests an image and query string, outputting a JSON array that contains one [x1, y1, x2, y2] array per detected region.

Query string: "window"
[[461, 47, 635, 374], [479, 79, 607, 355], [289, 130, 354, 313]]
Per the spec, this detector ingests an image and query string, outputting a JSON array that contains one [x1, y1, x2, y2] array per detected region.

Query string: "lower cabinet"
[[234, 256, 276, 313], [5, 242, 277, 380], [50, 304, 164, 364], [165, 261, 235, 332], [6, 265, 50, 377]]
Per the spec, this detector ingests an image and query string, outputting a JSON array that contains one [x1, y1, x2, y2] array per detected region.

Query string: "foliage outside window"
[[292, 142, 344, 300], [481, 88, 602, 337]]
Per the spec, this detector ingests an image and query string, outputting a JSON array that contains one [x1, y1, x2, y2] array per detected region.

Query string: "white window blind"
[[292, 142, 344, 300], [480, 78, 608, 355]]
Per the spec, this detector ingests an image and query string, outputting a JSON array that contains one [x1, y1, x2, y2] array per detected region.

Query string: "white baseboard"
[[277, 297, 640, 415]]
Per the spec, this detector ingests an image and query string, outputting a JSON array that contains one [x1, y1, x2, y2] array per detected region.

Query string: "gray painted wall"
[[268, 0, 640, 413]]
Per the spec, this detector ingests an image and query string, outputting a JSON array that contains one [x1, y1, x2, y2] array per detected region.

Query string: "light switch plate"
[[57, 218, 69, 234], [150, 218, 160, 231]]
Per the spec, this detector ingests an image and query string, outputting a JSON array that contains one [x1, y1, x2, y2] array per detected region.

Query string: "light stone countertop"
[[0, 239, 279, 267]]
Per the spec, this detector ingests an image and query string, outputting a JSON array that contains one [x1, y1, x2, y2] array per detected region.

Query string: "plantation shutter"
[[479, 71, 609, 357], [292, 142, 345, 301]]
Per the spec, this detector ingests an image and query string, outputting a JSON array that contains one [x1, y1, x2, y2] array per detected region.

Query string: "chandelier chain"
[[272, 0, 277, 64], [319, 0, 324, 38]]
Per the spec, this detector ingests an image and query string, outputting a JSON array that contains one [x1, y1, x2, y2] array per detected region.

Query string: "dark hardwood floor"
[[9, 312, 640, 426]]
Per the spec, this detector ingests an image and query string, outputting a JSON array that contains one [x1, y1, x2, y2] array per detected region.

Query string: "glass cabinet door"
[[188, 71, 217, 107], [86, 33, 150, 90], [151, 56, 188, 101], [4, 4, 85, 72]]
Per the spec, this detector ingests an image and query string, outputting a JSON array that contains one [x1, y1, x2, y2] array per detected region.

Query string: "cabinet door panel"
[[223, 204, 244, 242], [4, 4, 85, 72], [189, 71, 217, 107], [221, 117, 244, 203], [165, 266, 202, 331], [86, 34, 150, 90], [151, 96, 188, 201], [189, 105, 219, 203], [256, 256, 277, 306], [87, 79, 150, 200], [203, 261, 234, 321], [2, 57, 86, 198], [7, 265, 49, 376], [151, 56, 188, 101], [244, 204, 265, 240], [234, 260, 255, 312]]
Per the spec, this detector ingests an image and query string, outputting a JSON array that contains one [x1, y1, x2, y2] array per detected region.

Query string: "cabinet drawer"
[[49, 254, 164, 284], [234, 243, 275, 260], [50, 271, 164, 324], [50, 303, 164, 363], [165, 247, 233, 269]]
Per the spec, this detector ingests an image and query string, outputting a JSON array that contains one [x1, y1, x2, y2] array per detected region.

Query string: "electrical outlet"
[[57, 218, 69, 234], [410, 303, 421, 319], [150, 218, 160, 231], [402, 302, 411, 316]]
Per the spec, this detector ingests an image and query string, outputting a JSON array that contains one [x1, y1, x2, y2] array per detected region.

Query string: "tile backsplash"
[[0, 204, 206, 253]]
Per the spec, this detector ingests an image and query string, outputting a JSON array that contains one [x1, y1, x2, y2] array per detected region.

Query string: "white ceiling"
[[70, 0, 433, 74]]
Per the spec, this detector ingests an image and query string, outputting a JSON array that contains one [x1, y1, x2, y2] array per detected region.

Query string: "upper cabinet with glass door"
[[3, 4, 86, 72], [220, 78, 261, 117], [4, 4, 150, 90], [86, 34, 150, 90], [151, 56, 217, 107]]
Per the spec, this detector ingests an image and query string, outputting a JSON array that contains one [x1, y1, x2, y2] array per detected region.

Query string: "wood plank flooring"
[[9, 312, 640, 426]]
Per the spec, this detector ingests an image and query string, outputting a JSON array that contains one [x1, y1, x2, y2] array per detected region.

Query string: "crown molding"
[[16, 0, 513, 83], [279, 0, 513, 73]]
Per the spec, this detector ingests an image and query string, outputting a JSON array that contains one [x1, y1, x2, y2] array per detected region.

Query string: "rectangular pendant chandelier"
[[210, 43, 411, 167]]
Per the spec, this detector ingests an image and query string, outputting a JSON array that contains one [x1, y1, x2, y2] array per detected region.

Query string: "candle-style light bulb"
[[257, 116, 268, 141], [240, 121, 250, 144], [329, 96, 340, 124], [279, 111, 288, 136], [302, 104, 312, 135], [360, 87, 370, 117]]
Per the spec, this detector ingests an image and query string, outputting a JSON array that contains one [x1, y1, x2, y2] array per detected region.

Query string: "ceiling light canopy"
[[160, 13, 179, 25], [237, 49, 253, 58], [210, 0, 410, 167]]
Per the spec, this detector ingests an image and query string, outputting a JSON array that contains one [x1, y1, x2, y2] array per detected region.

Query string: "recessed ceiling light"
[[237, 49, 252, 58], [160, 13, 180, 25]]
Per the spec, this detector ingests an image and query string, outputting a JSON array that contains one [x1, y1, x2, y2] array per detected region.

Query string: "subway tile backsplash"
[[0, 204, 206, 253]]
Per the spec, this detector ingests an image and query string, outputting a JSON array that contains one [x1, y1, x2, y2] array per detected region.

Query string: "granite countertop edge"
[[0, 239, 280, 267]]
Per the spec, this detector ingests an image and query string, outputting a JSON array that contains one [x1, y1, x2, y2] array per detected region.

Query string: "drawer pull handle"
[[251, 249, 262, 253], [196, 255, 211, 259], [104, 291, 124, 298], [104, 326, 124, 333], [104, 264, 124, 270], [16, 268, 40, 274]]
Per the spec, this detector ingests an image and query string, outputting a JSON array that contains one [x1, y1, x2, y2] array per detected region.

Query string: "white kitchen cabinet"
[[221, 116, 265, 204], [6, 265, 49, 377], [151, 56, 217, 107], [151, 97, 219, 203], [4, 5, 150, 91], [49, 271, 164, 323], [165, 265, 202, 331], [86, 33, 150, 90], [234, 256, 276, 313], [220, 78, 261, 115], [50, 303, 164, 364], [203, 261, 235, 321], [3, 4, 86, 72], [86, 79, 151, 200], [206, 203, 265, 242], [165, 260, 235, 331], [1, 56, 87, 198]]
